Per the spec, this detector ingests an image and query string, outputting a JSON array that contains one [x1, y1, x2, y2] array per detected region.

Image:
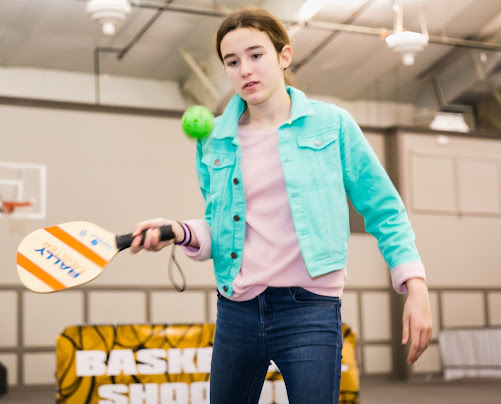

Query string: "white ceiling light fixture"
[[86, 0, 132, 35], [295, 0, 329, 23], [385, 0, 429, 66], [386, 31, 428, 66], [288, 0, 328, 39]]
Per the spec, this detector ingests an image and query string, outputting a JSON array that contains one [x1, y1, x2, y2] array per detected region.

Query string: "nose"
[[240, 59, 253, 77]]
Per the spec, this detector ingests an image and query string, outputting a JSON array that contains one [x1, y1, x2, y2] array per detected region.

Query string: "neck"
[[244, 85, 291, 129]]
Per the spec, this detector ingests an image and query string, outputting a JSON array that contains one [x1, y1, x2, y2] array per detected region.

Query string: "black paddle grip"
[[116, 225, 175, 252]]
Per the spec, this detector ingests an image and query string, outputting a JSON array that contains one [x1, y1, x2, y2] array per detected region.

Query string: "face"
[[220, 27, 292, 106]]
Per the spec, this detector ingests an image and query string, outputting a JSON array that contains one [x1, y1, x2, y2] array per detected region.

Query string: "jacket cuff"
[[179, 219, 212, 261], [390, 261, 426, 294]]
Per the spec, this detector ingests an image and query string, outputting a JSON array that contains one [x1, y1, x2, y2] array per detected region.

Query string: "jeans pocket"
[[292, 288, 340, 306]]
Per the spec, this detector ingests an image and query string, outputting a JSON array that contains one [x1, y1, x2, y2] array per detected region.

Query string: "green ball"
[[181, 105, 214, 139]]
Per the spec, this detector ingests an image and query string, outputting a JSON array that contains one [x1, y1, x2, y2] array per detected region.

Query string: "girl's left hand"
[[402, 278, 433, 365]]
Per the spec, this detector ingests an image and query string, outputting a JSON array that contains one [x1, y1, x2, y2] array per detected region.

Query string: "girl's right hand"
[[130, 218, 184, 254]]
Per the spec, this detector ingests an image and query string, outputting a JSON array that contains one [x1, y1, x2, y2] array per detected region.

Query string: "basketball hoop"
[[0, 162, 46, 219], [0, 200, 34, 215]]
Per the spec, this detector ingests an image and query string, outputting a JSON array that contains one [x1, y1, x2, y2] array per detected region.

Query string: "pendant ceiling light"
[[87, 0, 131, 35], [385, 0, 429, 66]]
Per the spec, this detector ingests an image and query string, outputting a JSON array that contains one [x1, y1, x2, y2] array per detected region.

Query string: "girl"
[[131, 7, 432, 404]]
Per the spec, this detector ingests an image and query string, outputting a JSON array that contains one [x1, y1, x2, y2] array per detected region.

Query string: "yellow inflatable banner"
[[56, 323, 359, 403]]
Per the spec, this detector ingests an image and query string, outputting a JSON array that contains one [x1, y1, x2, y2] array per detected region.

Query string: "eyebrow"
[[222, 45, 265, 61]]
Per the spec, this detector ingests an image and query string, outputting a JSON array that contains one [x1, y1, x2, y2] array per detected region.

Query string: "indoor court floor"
[[2, 378, 500, 403]]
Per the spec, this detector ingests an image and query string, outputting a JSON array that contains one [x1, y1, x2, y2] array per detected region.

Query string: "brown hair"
[[215, 7, 291, 64]]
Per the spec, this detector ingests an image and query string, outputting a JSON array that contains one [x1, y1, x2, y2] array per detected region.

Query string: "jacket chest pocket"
[[296, 130, 340, 172], [202, 153, 236, 197]]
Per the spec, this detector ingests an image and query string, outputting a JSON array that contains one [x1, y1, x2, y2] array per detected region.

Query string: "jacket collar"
[[211, 86, 315, 140]]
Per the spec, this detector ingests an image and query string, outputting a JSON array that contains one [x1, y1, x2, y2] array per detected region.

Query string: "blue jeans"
[[210, 287, 343, 404]]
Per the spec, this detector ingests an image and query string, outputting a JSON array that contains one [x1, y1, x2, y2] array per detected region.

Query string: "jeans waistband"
[[261, 287, 304, 295]]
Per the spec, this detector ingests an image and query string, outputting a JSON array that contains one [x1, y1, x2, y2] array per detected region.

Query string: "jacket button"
[[214, 159, 221, 166], [233, 178, 239, 184], [315, 140, 322, 146], [231, 252, 237, 259], [223, 285, 228, 292], [233, 215, 240, 221]]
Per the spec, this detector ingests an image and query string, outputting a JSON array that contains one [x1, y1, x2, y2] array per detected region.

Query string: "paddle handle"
[[116, 225, 175, 252]]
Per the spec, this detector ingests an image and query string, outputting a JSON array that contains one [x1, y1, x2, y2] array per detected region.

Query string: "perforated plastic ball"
[[181, 105, 214, 139]]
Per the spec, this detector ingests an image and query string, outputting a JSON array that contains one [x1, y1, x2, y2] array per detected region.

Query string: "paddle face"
[[17, 221, 118, 293]]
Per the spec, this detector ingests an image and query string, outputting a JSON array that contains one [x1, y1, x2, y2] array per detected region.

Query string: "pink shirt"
[[182, 126, 425, 301]]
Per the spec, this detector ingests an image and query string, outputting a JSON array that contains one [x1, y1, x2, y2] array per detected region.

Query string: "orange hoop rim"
[[1, 200, 34, 214]]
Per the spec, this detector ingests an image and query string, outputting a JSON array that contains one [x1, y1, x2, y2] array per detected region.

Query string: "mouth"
[[243, 81, 259, 89]]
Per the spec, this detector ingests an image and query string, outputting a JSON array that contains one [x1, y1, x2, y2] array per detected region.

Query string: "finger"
[[133, 218, 173, 237], [406, 327, 420, 365], [133, 219, 164, 237], [149, 228, 160, 249], [427, 326, 433, 346], [131, 222, 164, 253], [158, 238, 175, 250], [142, 228, 154, 250], [133, 222, 152, 237], [151, 228, 175, 251], [412, 329, 429, 363], [130, 245, 143, 254], [402, 315, 410, 345], [132, 223, 145, 237], [129, 237, 143, 254], [144, 228, 163, 251]]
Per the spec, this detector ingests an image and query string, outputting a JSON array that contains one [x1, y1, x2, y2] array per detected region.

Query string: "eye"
[[226, 60, 238, 67], [252, 53, 262, 59]]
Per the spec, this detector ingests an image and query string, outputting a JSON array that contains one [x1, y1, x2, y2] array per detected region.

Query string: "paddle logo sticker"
[[79, 228, 113, 250]]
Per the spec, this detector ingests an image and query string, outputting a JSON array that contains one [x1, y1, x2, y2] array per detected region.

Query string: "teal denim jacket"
[[195, 86, 421, 297]]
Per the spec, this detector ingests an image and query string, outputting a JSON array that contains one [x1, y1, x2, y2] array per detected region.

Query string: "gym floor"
[[2, 378, 500, 403]]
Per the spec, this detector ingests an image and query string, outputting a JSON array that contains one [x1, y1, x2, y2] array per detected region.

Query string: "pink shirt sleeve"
[[179, 219, 212, 261], [390, 261, 426, 294]]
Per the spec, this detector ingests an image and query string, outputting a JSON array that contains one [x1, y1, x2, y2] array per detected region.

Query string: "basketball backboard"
[[0, 162, 46, 219]]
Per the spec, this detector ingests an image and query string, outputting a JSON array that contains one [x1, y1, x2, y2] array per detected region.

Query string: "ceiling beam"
[[132, 0, 501, 52], [75, 0, 501, 52], [291, 0, 378, 73]]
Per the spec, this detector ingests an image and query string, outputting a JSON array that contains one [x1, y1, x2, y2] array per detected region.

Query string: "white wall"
[[309, 93, 416, 128], [0, 67, 188, 110], [396, 130, 501, 375], [398, 132, 501, 288], [0, 67, 414, 127], [0, 105, 212, 287]]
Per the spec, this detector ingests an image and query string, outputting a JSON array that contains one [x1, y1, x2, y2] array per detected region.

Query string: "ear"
[[279, 44, 292, 69]]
